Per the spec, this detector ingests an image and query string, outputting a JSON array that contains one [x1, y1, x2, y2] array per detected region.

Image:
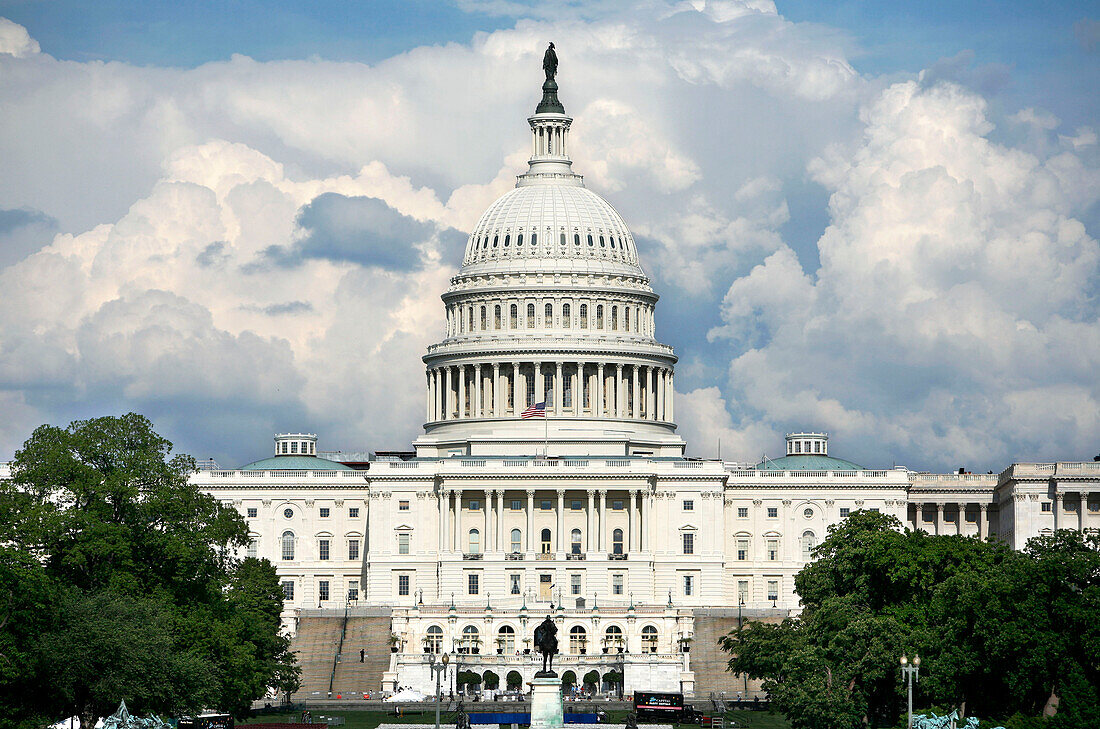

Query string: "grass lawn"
[[239, 710, 791, 729]]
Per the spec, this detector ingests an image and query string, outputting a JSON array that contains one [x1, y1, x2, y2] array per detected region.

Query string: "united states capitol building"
[[118, 68, 1100, 698]]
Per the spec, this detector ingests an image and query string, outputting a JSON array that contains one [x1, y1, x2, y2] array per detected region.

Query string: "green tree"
[[482, 670, 499, 690], [506, 670, 523, 690], [561, 670, 576, 688], [0, 414, 297, 728], [583, 670, 600, 691]]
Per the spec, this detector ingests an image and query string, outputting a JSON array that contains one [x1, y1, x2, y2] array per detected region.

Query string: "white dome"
[[461, 182, 643, 273]]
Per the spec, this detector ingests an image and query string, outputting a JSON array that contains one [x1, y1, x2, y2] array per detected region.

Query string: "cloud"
[[0, 18, 39, 58], [0, 207, 58, 267]]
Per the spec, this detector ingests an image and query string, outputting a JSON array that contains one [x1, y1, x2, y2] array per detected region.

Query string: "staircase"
[[290, 615, 345, 699], [331, 615, 393, 695]]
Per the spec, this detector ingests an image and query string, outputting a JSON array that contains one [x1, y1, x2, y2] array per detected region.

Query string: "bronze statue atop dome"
[[536, 42, 565, 114], [543, 42, 558, 83]]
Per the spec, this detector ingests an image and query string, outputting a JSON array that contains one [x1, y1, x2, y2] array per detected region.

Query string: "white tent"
[[383, 688, 428, 702]]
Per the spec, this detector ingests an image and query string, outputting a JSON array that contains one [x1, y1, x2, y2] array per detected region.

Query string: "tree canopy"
[[0, 414, 298, 729], [722, 511, 1100, 729]]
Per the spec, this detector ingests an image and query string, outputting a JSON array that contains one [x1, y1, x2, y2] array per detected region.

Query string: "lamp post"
[[899, 654, 920, 729], [430, 652, 451, 729]]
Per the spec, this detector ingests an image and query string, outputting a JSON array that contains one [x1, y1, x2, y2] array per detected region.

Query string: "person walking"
[[360, 648, 365, 662]]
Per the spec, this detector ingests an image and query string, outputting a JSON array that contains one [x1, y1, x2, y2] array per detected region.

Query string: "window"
[[562, 303, 570, 327], [398, 533, 410, 555], [480, 306, 487, 329], [840, 508, 850, 518], [803, 508, 813, 518], [612, 499, 624, 510], [737, 580, 748, 604], [349, 539, 360, 561], [965, 510, 977, 523], [571, 500, 582, 510], [738, 507, 748, 518], [604, 625, 624, 652], [571, 529, 582, 555], [517, 233, 523, 246], [736, 538, 749, 561], [682, 533, 694, 555], [541, 499, 552, 510], [625, 308, 630, 331], [1041, 502, 1052, 512], [767, 580, 779, 602], [319, 580, 330, 601], [588, 234, 594, 246], [574, 233, 581, 246], [347, 580, 359, 602], [498, 625, 516, 653], [580, 304, 588, 328], [511, 499, 522, 510], [510, 304, 518, 328], [284, 508, 294, 519], [531, 233, 537, 245], [494, 305, 501, 329], [611, 306, 618, 330], [545, 303, 553, 325], [683, 500, 694, 511], [612, 529, 624, 555], [570, 625, 587, 654], [399, 500, 410, 511], [291, 441, 298, 454], [426, 625, 443, 653], [767, 507, 778, 518], [468, 529, 481, 554], [319, 539, 330, 561], [563, 370, 572, 407], [462, 625, 479, 652], [511, 527, 522, 552], [247, 507, 258, 518], [801, 531, 816, 561], [683, 575, 694, 596], [541, 528, 552, 554], [527, 303, 535, 328], [247, 538, 257, 559], [596, 305, 604, 328], [398, 574, 410, 596], [281, 531, 295, 560], [468, 573, 479, 595], [571, 573, 581, 595], [510, 573, 521, 595], [766, 539, 779, 561], [599, 234, 606, 247], [1089, 500, 1100, 513], [612, 574, 624, 595], [349, 507, 359, 518], [641, 626, 658, 653], [281, 580, 294, 601], [469, 499, 480, 511]]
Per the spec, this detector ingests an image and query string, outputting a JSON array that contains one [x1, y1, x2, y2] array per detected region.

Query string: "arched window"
[[480, 306, 486, 330], [517, 233, 523, 246], [462, 625, 480, 654], [541, 528, 552, 554], [468, 307, 474, 331], [545, 302, 553, 325], [503, 234, 510, 247], [580, 304, 588, 328], [527, 303, 535, 328], [624, 308, 630, 331], [599, 234, 605, 247], [604, 625, 624, 653], [560, 232, 566, 246], [510, 304, 518, 328], [612, 528, 624, 555], [498, 625, 516, 654], [611, 306, 618, 330], [425, 625, 443, 654], [281, 531, 295, 561], [562, 303, 571, 328], [596, 305, 604, 328], [571, 528, 582, 555], [633, 307, 639, 332], [468, 528, 480, 554], [641, 625, 658, 653], [570, 625, 588, 654], [801, 530, 817, 561], [492, 235, 499, 248], [511, 528, 522, 553], [610, 236, 616, 249], [531, 233, 538, 246], [574, 233, 581, 246], [494, 305, 501, 329]]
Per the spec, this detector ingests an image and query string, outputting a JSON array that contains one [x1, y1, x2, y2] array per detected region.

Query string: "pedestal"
[[530, 675, 564, 729]]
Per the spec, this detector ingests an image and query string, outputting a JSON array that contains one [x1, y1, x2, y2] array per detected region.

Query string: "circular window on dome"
[[803, 508, 813, 519], [284, 508, 294, 519]]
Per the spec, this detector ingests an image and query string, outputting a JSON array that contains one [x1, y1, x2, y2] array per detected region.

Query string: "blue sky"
[[0, 1, 1097, 470]]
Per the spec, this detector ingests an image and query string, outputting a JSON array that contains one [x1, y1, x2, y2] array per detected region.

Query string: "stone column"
[[597, 490, 606, 552], [587, 490, 595, 552], [445, 367, 453, 420], [667, 371, 674, 421], [454, 490, 463, 552], [556, 489, 566, 555], [656, 369, 665, 421], [615, 363, 624, 418], [497, 490, 505, 551], [978, 503, 988, 540], [526, 489, 535, 553], [458, 364, 466, 419], [434, 369, 442, 421], [555, 362, 564, 414], [493, 363, 501, 417], [641, 489, 650, 552], [647, 367, 656, 420], [1080, 492, 1087, 532], [426, 372, 432, 423], [956, 503, 963, 536], [474, 364, 482, 418], [535, 362, 544, 406], [575, 363, 584, 416], [1053, 492, 1061, 530], [513, 363, 521, 415], [632, 366, 640, 419], [934, 503, 942, 535], [484, 489, 491, 551], [596, 364, 605, 417], [439, 490, 447, 552], [627, 490, 636, 553]]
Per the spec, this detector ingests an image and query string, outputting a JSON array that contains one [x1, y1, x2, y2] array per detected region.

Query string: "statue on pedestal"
[[534, 614, 559, 676]]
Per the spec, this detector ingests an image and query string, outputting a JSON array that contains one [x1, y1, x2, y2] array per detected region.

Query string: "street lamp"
[[899, 655, 920, 729], [430, 652, 451, 729]]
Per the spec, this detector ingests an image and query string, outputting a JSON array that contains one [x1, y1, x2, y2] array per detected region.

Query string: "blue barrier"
[[466, 713, 600, 725]]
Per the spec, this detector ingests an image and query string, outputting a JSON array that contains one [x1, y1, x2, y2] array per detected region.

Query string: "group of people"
[[298, 710, 315, 724]]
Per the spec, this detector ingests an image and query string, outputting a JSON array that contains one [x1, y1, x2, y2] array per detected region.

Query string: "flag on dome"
[[522, 402, 546, 418]]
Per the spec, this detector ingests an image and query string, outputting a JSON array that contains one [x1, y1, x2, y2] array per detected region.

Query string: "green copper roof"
[[240, 455, 354, 471], [756, 454, 864, 471]]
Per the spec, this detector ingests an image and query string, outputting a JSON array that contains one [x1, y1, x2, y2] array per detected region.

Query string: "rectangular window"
[[1041, 502, 1052, 512], [281, 580, 294, 601], [736, 538, 749, 561], [965, 511, 977, 523], [840, 508, 850, 518], [612, 574, 624, 595], [737, 580, 749, 604], [247, 507, 258, 518], [349, 507, 359, 518], [612, 500, 624, 510], [869, 507, 880, 513], [682, 533, 694, 555], [683, 500, 694, 511], [398, 574, 410, 596], [319, 539, 330, 561], [247, 539, 257, 559], [319, 507, 330, 518], [571, 500, 582, 510], [319, 580, 330, 601], [511, 500, 522, 510], [348, 580, 359, 601], [737, 507, 748, 518], [571, 574, 581, 595], [349, 539, 360, 561], [767, 507, 778, 518], [540, 500, 552, 510], [767, 580, 779, 602], [469, 500, 480, 511], [766, 539, 779, 561], [510, 573, 521, 595], [683, 575, 694, 596], [468, 573, 479, 595], [398, 533, 410, 555], [399, 500, 410, 511], [1090, 501, 1100, 513]]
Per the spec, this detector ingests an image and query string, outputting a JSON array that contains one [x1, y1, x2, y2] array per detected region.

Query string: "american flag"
[[521, 401, 546, 419]]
